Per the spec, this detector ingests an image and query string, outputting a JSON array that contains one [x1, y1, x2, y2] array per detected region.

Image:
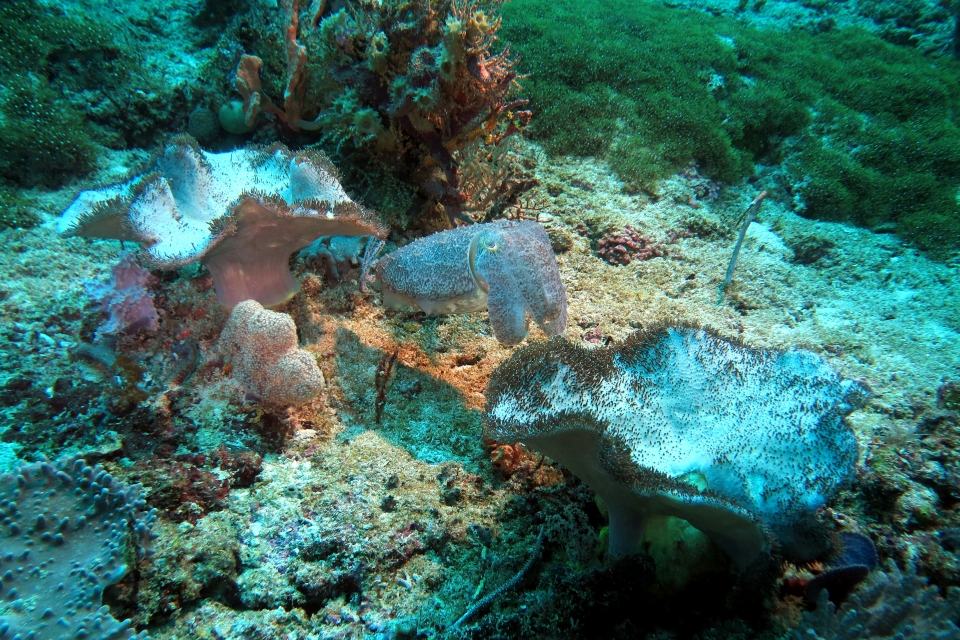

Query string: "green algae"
[[0, 73, 97, 188], [0, 186, 41, 230], [501, 0, 960, 255], [0, 0, 130, 186]]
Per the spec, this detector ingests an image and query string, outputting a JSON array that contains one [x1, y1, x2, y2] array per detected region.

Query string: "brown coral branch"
[[229, 0, 310, 132], [283, 0, 308, 127], [374, 348, 399, 424]]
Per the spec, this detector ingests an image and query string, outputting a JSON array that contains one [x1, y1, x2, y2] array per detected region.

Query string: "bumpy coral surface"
[[0, 457, 156, 639], [485, 325, 865, 566], [596, 225, 666, 266], [376, 220, 567, 345], [219, 300, 324, 407], [58, 135, 384, 307]]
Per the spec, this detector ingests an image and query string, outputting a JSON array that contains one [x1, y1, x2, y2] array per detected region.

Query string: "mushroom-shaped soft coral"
[[57, 135, 385, 307], [483, 326, 866, 568], [219, 300, 324, 407], [375, 220, 567, 345]]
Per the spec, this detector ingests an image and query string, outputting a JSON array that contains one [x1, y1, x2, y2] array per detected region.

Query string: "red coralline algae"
[[596, 226, 666, 266], [132, 457, 230, 523]]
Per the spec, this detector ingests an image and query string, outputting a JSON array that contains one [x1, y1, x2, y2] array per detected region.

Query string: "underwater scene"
[[2, 0, 960, 638]]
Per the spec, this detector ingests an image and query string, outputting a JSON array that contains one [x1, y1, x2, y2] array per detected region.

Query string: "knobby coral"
[[0, 457, 157, 639], [484, 325, 865, 568], [596, 225, 666, 266], [58, 135, 384, 307], [219, 300, 324, 407], [376, 220, 567, 345]]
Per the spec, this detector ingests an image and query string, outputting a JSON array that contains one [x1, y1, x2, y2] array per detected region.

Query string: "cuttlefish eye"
[[479, 232, 500, 252]]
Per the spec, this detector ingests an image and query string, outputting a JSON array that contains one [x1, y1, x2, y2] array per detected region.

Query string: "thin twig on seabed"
[[359, 236, 386, 293], [717, 190, 768, 305], [374, 349, 398, 425], [450, 524, 547, 631]]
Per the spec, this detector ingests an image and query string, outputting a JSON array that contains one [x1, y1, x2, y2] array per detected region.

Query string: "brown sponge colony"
[[220, 300, 324, 406]]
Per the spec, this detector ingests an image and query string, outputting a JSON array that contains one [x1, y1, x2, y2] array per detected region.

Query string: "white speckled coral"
[[376, 220, 567, 345], [57, 135, 384, 307], [484, 326, 866, 568], [219, 300, 324, 407]]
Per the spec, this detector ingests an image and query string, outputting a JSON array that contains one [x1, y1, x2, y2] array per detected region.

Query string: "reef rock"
[[58, 136, 384, 307], [376, 220, 567, 345], [484, 325, 866, 568]]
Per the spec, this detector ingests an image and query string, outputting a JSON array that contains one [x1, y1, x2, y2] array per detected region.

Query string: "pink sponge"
[[220, 300, 324, 406], [85, 252, 160, 340]]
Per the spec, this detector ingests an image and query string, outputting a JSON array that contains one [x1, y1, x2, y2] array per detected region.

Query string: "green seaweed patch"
[[0, 0, 135, 186], [0, 186, 41, 230], [501, 0, 960, 254], [0, 75, 97, 187]]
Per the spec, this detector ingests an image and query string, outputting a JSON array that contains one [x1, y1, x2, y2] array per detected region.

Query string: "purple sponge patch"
[[85, 253, 160, 340]]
